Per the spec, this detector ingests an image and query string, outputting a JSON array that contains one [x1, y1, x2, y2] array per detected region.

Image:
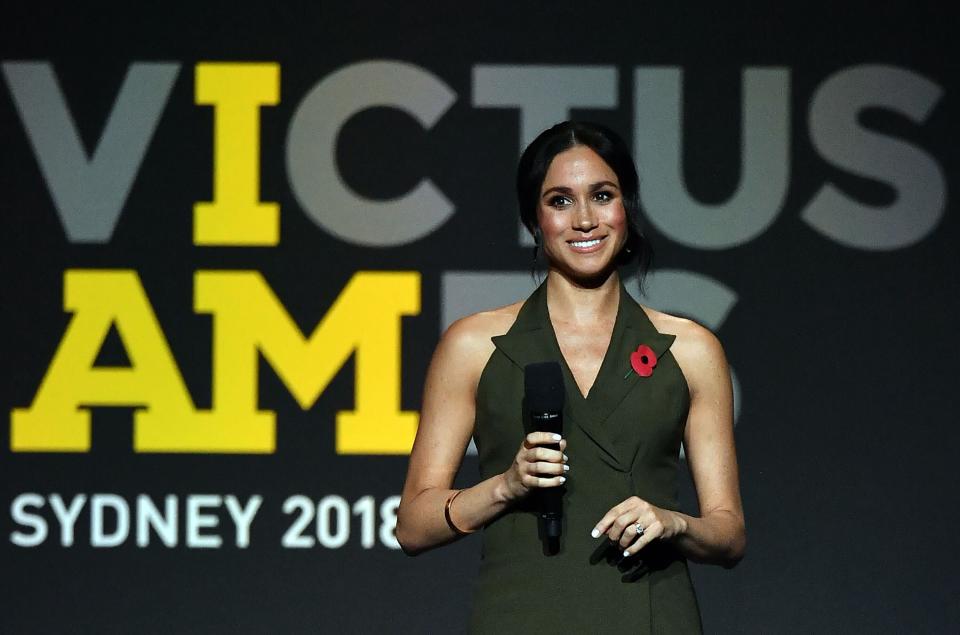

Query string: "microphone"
[[524, 362, 565, 540]]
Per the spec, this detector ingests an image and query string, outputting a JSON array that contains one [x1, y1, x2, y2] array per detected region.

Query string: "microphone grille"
[[524, 361, 565, 412]]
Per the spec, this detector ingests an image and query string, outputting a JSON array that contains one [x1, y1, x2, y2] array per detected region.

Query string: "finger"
[[590, 497, 641, 538], [531, 461, 569, 476], [521, 473, 566, 488], [622, 520, 663, 557], [618, 515, 650, 548], [607, 509, 639, 545], [591, 508, 622, 538], [525, 446, 564, 463], [524, 431, 563, 449], [606, 512, 641, 544]]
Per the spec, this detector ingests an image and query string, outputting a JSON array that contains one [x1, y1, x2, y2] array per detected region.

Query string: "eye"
[[593, 190, 614, 203], [548, 195, 573, 208]]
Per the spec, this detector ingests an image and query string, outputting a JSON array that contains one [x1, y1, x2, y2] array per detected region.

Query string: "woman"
[[396, 121, 745, 633]]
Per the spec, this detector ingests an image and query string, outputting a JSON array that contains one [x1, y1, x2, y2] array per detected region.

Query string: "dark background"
[[2, 2, 957, 632]]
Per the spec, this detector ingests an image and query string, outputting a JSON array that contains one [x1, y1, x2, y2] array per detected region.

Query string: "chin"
[[553, 262, 618, 287], [544, 244, 622, 282]]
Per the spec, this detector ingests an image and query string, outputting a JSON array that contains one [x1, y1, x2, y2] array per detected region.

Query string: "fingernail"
[[558, 476, 566, 483], [590, 528, 600, 539], [563, 464, 570, 472], [623, 550, 630, 557], [562, 454, 568, 461], [551, 433, 561, 441]]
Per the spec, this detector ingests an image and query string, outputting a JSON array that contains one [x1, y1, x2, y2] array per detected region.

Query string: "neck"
[[545, 268, 621, 325]]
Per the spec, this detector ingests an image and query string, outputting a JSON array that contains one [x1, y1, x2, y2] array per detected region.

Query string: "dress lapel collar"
[[491, 281, 622, 469], [489, 280, 554, 372], [491, 279, 678, 472], [585, 282, 678, 431]]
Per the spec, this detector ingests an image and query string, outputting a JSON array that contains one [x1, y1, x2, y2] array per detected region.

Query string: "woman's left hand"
[[591, 496, 688, 556]]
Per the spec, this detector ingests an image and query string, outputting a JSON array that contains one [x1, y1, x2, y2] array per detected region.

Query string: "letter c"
[[286, 61, 456, 246]]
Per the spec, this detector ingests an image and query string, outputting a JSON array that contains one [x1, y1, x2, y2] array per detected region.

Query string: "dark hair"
[[516, 120, 653, 291]]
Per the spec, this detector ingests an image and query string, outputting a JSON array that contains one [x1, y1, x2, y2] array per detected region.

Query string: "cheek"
[[603, 203, 628, 232], [603, 204, 630, 251], [537, 208, 566, 237]]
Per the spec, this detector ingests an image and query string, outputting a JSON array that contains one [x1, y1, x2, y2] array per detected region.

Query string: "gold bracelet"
[[444, 489, 477, 536]]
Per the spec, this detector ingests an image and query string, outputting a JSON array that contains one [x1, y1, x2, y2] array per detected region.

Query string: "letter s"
[[804, 65, 945, 250], [10, 493, 48, 547]]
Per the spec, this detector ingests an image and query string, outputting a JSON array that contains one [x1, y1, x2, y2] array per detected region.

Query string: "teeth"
[[571, 239, 601, 248]]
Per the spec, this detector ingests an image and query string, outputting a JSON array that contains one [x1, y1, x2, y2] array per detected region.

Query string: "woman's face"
[[536, 145, 628, 282]]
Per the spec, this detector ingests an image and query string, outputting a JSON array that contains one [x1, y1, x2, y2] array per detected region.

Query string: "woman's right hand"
[[501, 432, 569, 502]]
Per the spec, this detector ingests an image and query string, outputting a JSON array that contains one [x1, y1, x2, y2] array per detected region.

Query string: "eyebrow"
[[541, 180, 620, 198]]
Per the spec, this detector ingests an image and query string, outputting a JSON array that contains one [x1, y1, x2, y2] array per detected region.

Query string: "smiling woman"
[[536, 146, 630, 284], [396, 121, 745, 634], [517, 121, 652, 283]]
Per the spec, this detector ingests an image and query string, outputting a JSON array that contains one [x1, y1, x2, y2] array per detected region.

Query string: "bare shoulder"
[[443, 300, 523, 347], [640, 305, 729, 395], [432, 300, 524, 379]]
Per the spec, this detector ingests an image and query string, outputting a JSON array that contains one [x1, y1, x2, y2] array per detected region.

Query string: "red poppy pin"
[[625, 344, 658, 378]]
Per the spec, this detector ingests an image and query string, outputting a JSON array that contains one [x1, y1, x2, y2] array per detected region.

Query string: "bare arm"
[[592, 321, 745, 567], [396, 314, 568, 555], [669, 324, 746, 566]]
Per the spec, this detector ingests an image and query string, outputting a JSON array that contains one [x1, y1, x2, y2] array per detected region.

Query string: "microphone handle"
[[531, 411, 563, 538]]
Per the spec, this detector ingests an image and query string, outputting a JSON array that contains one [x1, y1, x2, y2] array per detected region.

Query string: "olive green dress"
[[468, 280, 702, 633]]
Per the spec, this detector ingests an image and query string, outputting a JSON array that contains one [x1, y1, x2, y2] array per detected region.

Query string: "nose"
[[573, 199, 598, 231]]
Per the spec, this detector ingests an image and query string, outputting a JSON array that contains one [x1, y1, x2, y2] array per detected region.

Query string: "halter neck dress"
[[468, 280, 702, 633]]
